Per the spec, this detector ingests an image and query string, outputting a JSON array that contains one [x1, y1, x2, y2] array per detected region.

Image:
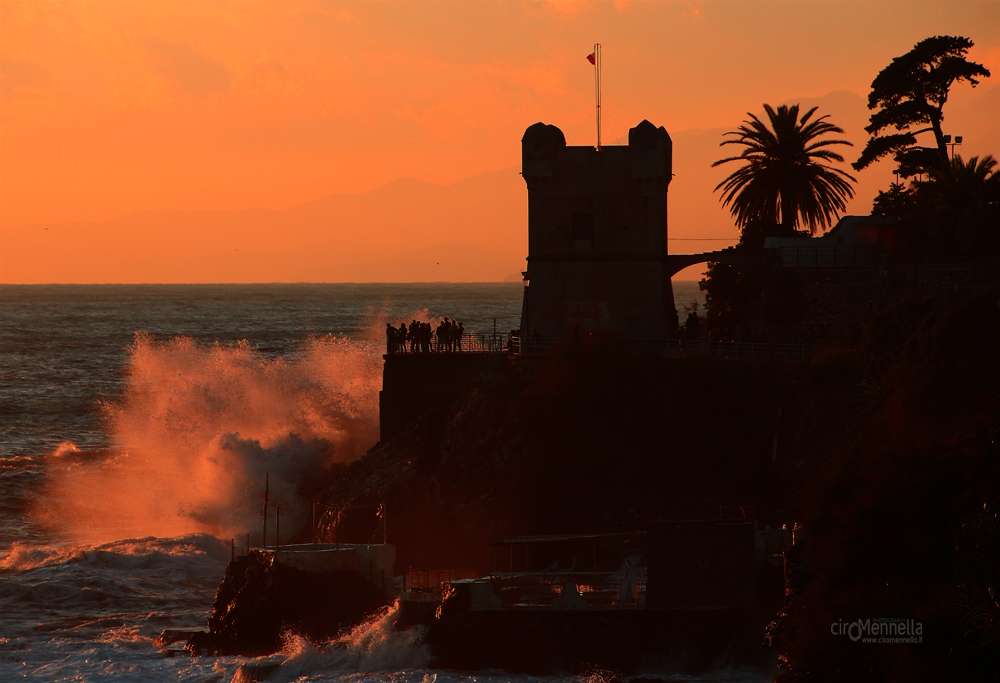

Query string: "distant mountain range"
[[1, 168, 527, 284], [3, 87, 995, 284]]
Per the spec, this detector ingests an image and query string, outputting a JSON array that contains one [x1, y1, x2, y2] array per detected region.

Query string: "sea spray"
[[0, 284, 527, 683], [36, 333, 383, 546], [322, 601, 431, 671], [264, 602, 431, 681], [0, 533, 230, 575]]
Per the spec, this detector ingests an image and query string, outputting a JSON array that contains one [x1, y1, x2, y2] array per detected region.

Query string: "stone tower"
[[519, 120, 676, 340]]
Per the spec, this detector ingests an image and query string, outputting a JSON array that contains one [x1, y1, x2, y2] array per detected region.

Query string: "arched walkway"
[[665, 248, 760, 278]]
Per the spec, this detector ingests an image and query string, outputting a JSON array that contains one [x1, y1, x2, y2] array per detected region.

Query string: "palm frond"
[[713, 103, 858, 233]]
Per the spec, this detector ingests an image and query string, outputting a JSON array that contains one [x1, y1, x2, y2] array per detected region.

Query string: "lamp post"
[[943, 134, 963, 162]]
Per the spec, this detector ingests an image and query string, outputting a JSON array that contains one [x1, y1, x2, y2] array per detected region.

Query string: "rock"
[[202, 549, 390, 656], [231, 662, 281, 682]]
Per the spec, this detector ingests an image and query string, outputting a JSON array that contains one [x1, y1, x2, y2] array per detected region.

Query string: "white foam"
[[36, 334, 382, 546]]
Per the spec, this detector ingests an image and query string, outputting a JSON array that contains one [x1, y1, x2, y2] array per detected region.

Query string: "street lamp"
[[943, 134, 963, 161]]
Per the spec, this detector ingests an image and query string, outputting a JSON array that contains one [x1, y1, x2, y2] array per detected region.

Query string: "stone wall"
[[379, 352, 493, 443], [761, 259, 1000, 344]]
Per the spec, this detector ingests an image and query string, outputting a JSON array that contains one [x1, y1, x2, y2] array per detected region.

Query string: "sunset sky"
[[1, 0, 998, 283]]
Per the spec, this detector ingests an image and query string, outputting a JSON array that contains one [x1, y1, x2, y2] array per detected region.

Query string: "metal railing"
[[488, 570, 646, 608], [388, 334, 813, 363], [386, 332, 508, 355], [770, 245, 879, 267], [509, 336, 814, 363], [405, 568, 482, 593], [768, 245, 970, 267], [509, 337, 816, 363]]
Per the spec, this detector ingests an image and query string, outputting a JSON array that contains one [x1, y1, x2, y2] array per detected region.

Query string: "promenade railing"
[[388, 334, 813, 363], [769, 245, 879, 267], [767, 245, 971, 267], [509, 336, 814, 363], [386, 332, 507, 355], [487, 570, 646, 608]]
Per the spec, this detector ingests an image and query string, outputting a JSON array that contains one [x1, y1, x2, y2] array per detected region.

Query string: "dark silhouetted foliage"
[[714, 104, 856, 234], [705, 104, 856, 333], [698, 259, 762, 337], [772, 293, 1000, 681], [871, 155, 1000, 256], [698, 218, 808, 336], [854, 35, 991, 175], [871, 182, 919, 220], [912, 154, 1000, 253], [736, 216, 804, 250]]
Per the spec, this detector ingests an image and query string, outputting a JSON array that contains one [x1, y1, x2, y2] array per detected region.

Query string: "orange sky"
[[1, 0, 998, 282]]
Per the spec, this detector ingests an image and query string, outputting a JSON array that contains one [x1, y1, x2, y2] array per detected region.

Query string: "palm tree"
[[914, 154, 998, 218], [713, 104, 857, 235], [912, 154, 999, 250]]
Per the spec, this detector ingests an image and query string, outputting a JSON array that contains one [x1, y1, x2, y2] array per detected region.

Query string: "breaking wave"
[[35, 333, 383, 546], [231, 602, 431, 682]]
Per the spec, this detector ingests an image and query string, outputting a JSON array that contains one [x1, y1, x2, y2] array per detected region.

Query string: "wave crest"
[[36, 333, 381, 545]]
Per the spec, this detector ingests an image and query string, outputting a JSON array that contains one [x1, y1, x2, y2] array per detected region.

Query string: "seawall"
[[379, 352, 495, 443]]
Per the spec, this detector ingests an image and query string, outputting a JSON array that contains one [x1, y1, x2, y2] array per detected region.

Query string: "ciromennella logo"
[[831, 617, 923, 644]]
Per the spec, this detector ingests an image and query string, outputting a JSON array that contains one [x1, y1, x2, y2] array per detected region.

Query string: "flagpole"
[[594, 43, 601, 151]]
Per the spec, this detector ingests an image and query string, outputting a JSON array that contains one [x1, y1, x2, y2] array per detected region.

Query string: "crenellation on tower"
[[520, 119, 677, 340]]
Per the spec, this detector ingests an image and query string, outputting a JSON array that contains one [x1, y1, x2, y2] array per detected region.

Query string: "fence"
[[769, 245, 879, 267], [768, 245, 970, 267], [488, 570, 646, 608], [388, 333, 813, 363], [509, 336, 814, 363], [405, 568, 482, 593], [386, 332, 507, 355]]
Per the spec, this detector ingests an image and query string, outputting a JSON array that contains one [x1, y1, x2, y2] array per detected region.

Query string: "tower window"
[[572, 213, 594, 240]]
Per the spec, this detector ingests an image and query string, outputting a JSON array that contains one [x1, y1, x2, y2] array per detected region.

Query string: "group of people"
[[386, 318, 466, 354]]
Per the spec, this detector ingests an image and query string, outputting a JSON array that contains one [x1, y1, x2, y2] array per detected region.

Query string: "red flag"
[[586, 53, 596, 65]]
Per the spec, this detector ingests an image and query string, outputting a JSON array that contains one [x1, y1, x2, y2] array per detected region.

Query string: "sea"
[[0, 282, 769, 683]]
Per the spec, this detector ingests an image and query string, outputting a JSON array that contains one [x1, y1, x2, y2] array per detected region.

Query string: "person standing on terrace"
[[408, 321, 418, 352], [397, 322, 408, 352], [386, 323, 397, 354]]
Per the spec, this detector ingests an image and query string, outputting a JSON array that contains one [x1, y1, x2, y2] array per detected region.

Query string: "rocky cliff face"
[[768, 291, 1000, 681], [315, 338, 812, 572], [195, 549, 389, 656], [203, 291, 999, 671], [314, 292, 1000, 680]]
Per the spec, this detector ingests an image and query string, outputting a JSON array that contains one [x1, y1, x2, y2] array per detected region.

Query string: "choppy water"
[[0, 282, 766, 683]]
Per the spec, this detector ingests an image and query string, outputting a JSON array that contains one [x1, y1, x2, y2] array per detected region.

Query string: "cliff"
[[315, 291, 1000, 679], [316, 339, 810, 572]]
